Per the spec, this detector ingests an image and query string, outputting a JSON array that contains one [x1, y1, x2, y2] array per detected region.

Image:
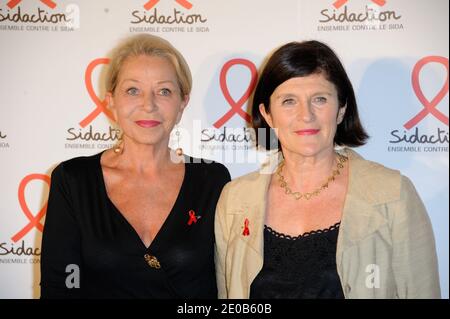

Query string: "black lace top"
[[250, 222, 345, 299]]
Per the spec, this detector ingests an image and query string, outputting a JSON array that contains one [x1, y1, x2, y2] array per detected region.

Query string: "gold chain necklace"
[[276, 153, 348, 200]]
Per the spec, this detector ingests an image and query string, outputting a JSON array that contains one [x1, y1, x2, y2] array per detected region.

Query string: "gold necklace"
[[276, 153, 348, 200]]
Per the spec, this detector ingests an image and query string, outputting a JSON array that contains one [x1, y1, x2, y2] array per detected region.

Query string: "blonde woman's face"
[[107, 54, 188, 147]]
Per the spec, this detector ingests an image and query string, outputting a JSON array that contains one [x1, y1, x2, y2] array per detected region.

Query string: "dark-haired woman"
[[214, 40, 440, 299]]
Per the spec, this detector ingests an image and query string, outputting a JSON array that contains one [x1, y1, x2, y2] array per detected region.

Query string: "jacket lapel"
[[229, 151, 281, 254], [336, 149, 393, 271], [227, 153, 279, 297]]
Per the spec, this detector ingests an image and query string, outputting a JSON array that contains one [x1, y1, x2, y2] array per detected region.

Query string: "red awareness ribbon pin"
[[242, 218, 250, 236], [187, 210, 199, 225]]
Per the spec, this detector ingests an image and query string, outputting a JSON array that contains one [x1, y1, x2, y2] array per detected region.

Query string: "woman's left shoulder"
[[185, 156, 231, 181], [346, 148, 401, 178], [345, 148, 408, 202]]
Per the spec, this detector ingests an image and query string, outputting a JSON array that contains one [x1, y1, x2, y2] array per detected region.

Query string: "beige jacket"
[[215, 148, 441, 299]]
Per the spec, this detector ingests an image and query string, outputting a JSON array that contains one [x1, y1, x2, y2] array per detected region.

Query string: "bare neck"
[[108, 137, 181, 176], [279, 148, 338, 191]]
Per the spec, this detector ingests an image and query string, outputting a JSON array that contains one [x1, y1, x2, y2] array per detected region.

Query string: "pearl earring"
[[175, 126, 183, 156], [114, 141, 123, 154]]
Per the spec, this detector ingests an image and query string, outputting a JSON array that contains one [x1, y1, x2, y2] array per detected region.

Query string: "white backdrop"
[[0, 0, 448, 298]]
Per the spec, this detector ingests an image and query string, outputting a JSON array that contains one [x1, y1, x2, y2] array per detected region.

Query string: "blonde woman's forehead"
[[117, 55, 179, 83], [106, 35, 191, 95]]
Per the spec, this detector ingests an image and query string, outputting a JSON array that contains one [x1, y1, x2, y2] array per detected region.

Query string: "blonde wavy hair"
[[105, 34, 192, 97]]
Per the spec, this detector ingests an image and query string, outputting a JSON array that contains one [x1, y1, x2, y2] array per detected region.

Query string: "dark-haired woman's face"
[[259, 73, 346, 158]]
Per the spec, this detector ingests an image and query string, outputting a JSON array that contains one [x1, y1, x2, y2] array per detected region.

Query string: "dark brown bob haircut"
[[252, 40, 369, 150]]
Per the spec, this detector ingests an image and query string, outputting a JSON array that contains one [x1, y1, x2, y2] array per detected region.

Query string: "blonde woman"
[[41, 34, 230, 298]]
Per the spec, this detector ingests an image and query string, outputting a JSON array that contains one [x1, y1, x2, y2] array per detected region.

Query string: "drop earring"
[[114, 141, 123, 154], [175, 126, 183, 156]]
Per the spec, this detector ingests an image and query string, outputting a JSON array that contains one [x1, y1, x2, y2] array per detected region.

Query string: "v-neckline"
[[96, 151, 189, 251]]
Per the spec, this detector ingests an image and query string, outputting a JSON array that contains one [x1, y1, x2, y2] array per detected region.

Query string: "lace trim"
[[264, 222, 341, 241]]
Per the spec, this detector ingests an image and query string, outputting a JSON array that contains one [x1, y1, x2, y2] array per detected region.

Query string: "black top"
[[250, 222, 345, 299], [40, 152, 230, 299]]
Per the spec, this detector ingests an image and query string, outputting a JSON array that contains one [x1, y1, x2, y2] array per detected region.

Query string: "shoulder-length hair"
[[252, 40, 368, 150]]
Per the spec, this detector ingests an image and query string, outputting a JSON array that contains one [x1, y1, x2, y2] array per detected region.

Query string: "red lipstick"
[[295, 129, 320, 136], [135, 120, 161, 128]]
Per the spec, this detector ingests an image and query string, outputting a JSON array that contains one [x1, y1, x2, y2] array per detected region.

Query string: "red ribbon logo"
[[7, 0, 57, 9], [333, 0, 386, 9], [144, 0, 193, 10], [213, 59, 258, 128], [11, 174, 51, 242], [404, 56, 449, 130], [79, 58, 115, 128], [187, 210, 199, 225], [242, 218, 250, 236]]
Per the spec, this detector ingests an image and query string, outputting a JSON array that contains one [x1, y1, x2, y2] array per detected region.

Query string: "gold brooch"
[[144, 254, 161, 269]]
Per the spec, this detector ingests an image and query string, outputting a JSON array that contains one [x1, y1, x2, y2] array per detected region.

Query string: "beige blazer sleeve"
[[391, 176, 441, 298]]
